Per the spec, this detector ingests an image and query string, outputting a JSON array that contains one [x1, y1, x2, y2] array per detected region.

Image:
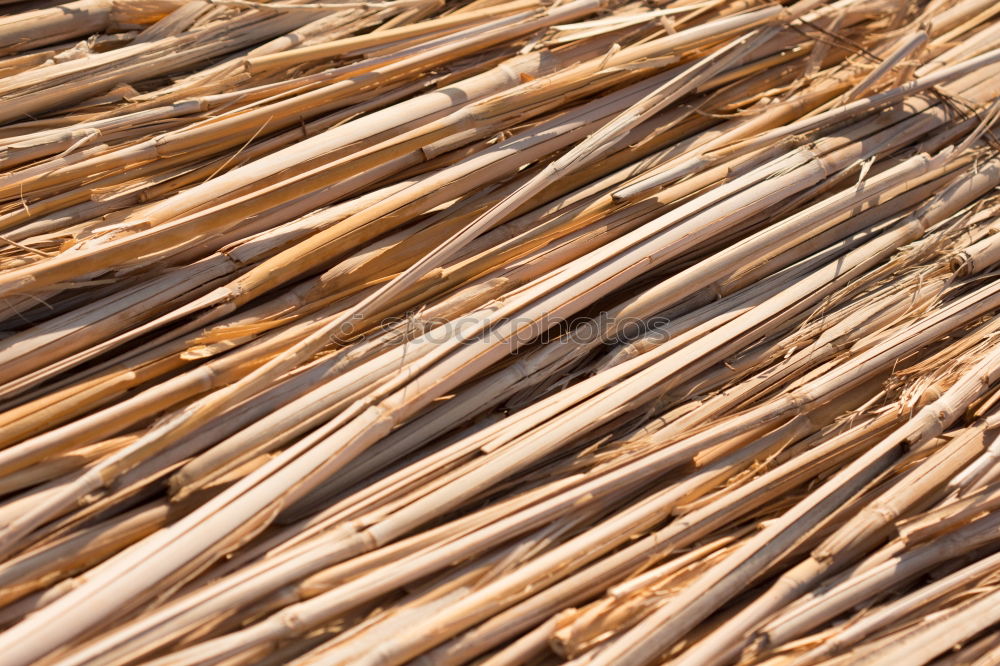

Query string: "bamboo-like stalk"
[[0, 0, 186, 56], [0, 3, 999, 664]]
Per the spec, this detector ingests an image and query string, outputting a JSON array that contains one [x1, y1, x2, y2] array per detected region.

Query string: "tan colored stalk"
[[587, 315, 1000, 666], [855, 584, 1000, 664], [0, 0, 185, 56], [247, 0, 536, 71]]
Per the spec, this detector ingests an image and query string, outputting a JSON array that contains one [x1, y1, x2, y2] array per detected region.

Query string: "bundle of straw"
[[1, 0, 1000, 663]]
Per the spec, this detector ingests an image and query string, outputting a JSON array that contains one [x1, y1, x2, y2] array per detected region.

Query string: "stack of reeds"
[[2, 0, 1000, 662]]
